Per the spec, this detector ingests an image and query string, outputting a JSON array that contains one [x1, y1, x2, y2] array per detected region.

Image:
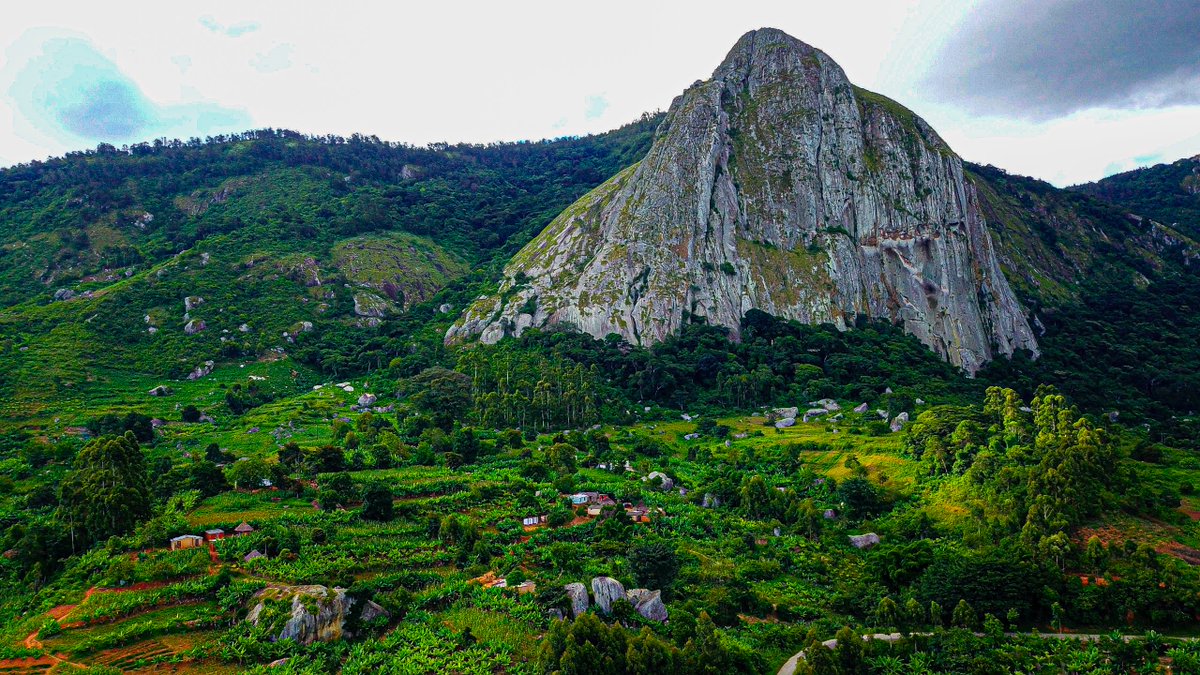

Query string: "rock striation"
[[447, 28, 1037, 372]]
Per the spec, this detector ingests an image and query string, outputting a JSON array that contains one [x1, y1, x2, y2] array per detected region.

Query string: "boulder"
[[564, 582, 589, 618], [245, 584, 388, 645], [148, 385, 172, 397], [773, 407, 798, 420], [239, 323, 252, 333], [853, 403, 869, 414], [187, 360, 215, 380], [849, 533, 881, 549], [683, 433, 700, 440], [889, 412, 909, 433], [591, 577, 626, 614], [774, 417, 795, 429], [915, 398, 925, 405], [884, 387, 893, 394], [644, 471, 674, 491], [53, 288, 76, 301], [702, 493, 722, 509], [184, 319, 206, 335], [357, 393, 377, 408], [626, 588, 668, 622], [809, 398, 840, 411], [184, 296, 205, 312], [439, 303, 453, 314], [877, 410, 889, 419], [802, 408, 828, 423], [823, 509, 837, 519]]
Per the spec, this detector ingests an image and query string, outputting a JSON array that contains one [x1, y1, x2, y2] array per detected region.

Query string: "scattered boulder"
[[877, 410, 889, 420], [809, 398, 840, 411], [184, 296, 205, 312], [1107, 411, 1120, 423], [884, 387, 893, 394], [644, 471, 674, 491], [853, 403, 869, 414], [849, 533, 881, 549], [626, 589, 668, 622], [564, 582, 589, 618], [148, 326, 158, 334], [148, 385, 172, 397], [803, 408, 828, 423], [184, 319, 206, 335], [702, 493, 722, 509], [683, 433, 700, 440], [245, 584, 388, 645], [591, 577, 626, 614], [239, 323, 252, 333], [53, 288, 76, 301], [357, 393, 377, 408], [187, 360, 215, 380], [773, 407, 798, 420], [889, 412, 909, 433], [823, 509, 837, 519], [915, 398, 925, 405], [439, 303, 453, 314], [774, 417, 795, 429]]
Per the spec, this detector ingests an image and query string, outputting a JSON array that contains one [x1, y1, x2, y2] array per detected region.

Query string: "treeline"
[[412, 310, 978, 432]]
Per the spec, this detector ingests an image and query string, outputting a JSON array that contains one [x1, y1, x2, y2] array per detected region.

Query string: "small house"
[[243, 550, 266, 563], [521, 515, 547, 527], [204, 529, 225, 542], [626, 506, 651, 523], [234, 522, 255, 536], [569, 493, 590, 505], [170, 534, 204, 550]]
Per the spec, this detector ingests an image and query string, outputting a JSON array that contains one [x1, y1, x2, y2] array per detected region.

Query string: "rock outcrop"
[[626, 588, 668, 622], [447, 28, 1038, 372], [565, 582, 589, 618], [245, 584, 388, 645], [591, 576, 626, 614]]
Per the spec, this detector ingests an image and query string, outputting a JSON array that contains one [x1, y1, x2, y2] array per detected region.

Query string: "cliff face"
[[448, 28, 1038, 372]]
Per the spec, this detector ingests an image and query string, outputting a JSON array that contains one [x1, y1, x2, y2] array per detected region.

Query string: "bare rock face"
[[245, 584, 388, 645], [564, 582, 589, 618], [448, 28, 1037, 373], [591, 576, 626, 614]]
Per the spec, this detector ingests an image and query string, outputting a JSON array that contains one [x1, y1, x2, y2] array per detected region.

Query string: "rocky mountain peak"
[[447, 28, 1039, 372]]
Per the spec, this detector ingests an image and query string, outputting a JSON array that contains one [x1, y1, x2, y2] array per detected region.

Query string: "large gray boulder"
[[564, 582, 589, 618], [853, 403, 869, 414], [773, 407, 798, 420], [626, 588, 668, 622], [849, 533, 881, 549], [890, 412, 909, 433], [245, 585, 388, 645], [184, 296, 205, 312], [357, 393, 377, 408], [53, 288, 76, 301], [591, 576, 626, 614], [810, 398, 840, 411], [774, 417, 795, 429], [184, 319, 206, 335]]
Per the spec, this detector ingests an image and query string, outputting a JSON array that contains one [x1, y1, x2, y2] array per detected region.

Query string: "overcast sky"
[[3, 0, 1198, 186]]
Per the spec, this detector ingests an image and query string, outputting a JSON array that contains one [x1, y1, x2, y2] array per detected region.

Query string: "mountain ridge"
[[448, 28, 1038, 372]]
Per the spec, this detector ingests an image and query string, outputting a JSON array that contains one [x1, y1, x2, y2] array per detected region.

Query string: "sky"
[[2, 0, 1198, 186]]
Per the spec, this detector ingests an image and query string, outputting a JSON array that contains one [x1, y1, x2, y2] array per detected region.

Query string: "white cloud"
[[0, 0, 1197, 185]]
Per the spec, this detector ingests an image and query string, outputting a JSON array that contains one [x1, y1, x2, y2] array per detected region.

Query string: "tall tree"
[[59, 432, 152, 550]]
